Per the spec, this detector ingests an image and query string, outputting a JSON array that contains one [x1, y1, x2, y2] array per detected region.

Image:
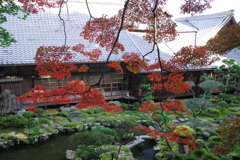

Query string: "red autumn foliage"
[[173, 45, 220, 67], [122, 52, 147, 74], [211, 114, 240, 156], [80, 15, 124, 54], [138, 99, 189, 117], [35, 46, 88, 80], [17, 81, 123, 113], [17, 85, 48, 104], [206, 23, 240, 53], [27, 106, 42, 117], [18, 0, 61, 13], [107, 62, 123, 73], [145, 60, 191, 94], [131, 125, 198, 150], [72, 43, 102, 62]]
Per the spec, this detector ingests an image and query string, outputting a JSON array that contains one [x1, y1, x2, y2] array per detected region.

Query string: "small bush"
[[207, 141, 222, 148], [208, 136, 222, 142], [193, 148, 208, 157], [94, 109, 102, 114], [39, 117, 50, 125], [132, 102, 141, 110], [206, 108, 220, 116], [57, 111, 68, 117], [45, 126, 55, 133], [120, 103, 128, 110], [87, 110, 94, 115], [228, 108, 239, 112], [53, 116, 67, 123], [229, 103, 239, 107]]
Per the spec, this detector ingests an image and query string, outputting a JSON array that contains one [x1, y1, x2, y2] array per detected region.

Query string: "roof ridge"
[[175, 10, 234, 22]]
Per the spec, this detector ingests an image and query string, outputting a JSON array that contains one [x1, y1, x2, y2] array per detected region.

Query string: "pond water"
[[0, 133, 75, 160], [0, 133, 156, 160]]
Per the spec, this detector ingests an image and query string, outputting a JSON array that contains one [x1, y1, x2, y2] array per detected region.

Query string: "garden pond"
[[0, 133, 157, 160]]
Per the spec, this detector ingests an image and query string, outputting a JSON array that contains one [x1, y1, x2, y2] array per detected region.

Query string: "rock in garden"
[[66, 150, 76, 160], [202, 132, 211, 138], [108, 101, 121, 106], [41, 124, 49, 128], [60, 106, 71, 112], [71, 117, 86, 122], [68, 111, 81, 116], [52, 123, 61, 127], [7, 140, 15, 147], [61, 119, 70, 124]]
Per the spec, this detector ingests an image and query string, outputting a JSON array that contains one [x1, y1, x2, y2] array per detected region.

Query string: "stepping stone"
[[71, 117, 86, 122], [68, 111, 81, 116], [62, 119, 70, 124], [52, 123, 61, 127]]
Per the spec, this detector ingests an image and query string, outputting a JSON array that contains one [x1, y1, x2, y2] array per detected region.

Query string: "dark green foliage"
[[173, 153, 186, 160], [87, 110, 94, 114], [23, 111, 34, 119], [132, 102, 141, 110], [186, 153, 200, 160], [208, 136, 222, 142], [229, 103, 239, 108], [92, 126, 119, 141], [218, 101, 229, 110], [206, 108, 220, 116], [193, 148, 208, 157], [57, 111, 68, 117], [75, 145, 97, 159], [207, 141, 222, 148], [139, 84, 154, 101], [120, 103, 128, 110], [70, 130, 114, 149], [0, 115, 28, 128], [220, 156, 232, 160], [94, 108, 102, 114], [39, 117, 49, 125]]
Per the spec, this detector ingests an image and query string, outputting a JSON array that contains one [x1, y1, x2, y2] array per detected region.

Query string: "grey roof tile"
[[0, 1, 238, 70]]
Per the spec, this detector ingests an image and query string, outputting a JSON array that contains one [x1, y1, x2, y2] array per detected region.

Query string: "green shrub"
[[45, 126, 55, 133], [2, 134, 14, 140], [208, 136, 222, 142], [202, 153, 212, 160], [64, 122, 83, 128], [94, 109, 102, 114], [124, 115, 141, 122], [207, 141, 222, 148], [53, 116, 67, 123], [0, 138, 5, 142], [120, 103, 128, 110], [87, 110, 94, 115], [186, 153, 200, 160], [132, 102, 141, 110], [23, 111, 34, 119], [70, 108, 76, 112], [193, 148, 208, 157], [206, 108, 220, 116], [31, 126, 40, 133], [0, 115, 28, 128], [229, 103, 239, 107], [228, 108, 239, 112], [220, 156, 232, 160], [39, 117, 50, 125], [57, 111, 68, 117]]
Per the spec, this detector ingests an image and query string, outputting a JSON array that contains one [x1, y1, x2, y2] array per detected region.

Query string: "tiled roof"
[[0, 1, 238, 70]]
